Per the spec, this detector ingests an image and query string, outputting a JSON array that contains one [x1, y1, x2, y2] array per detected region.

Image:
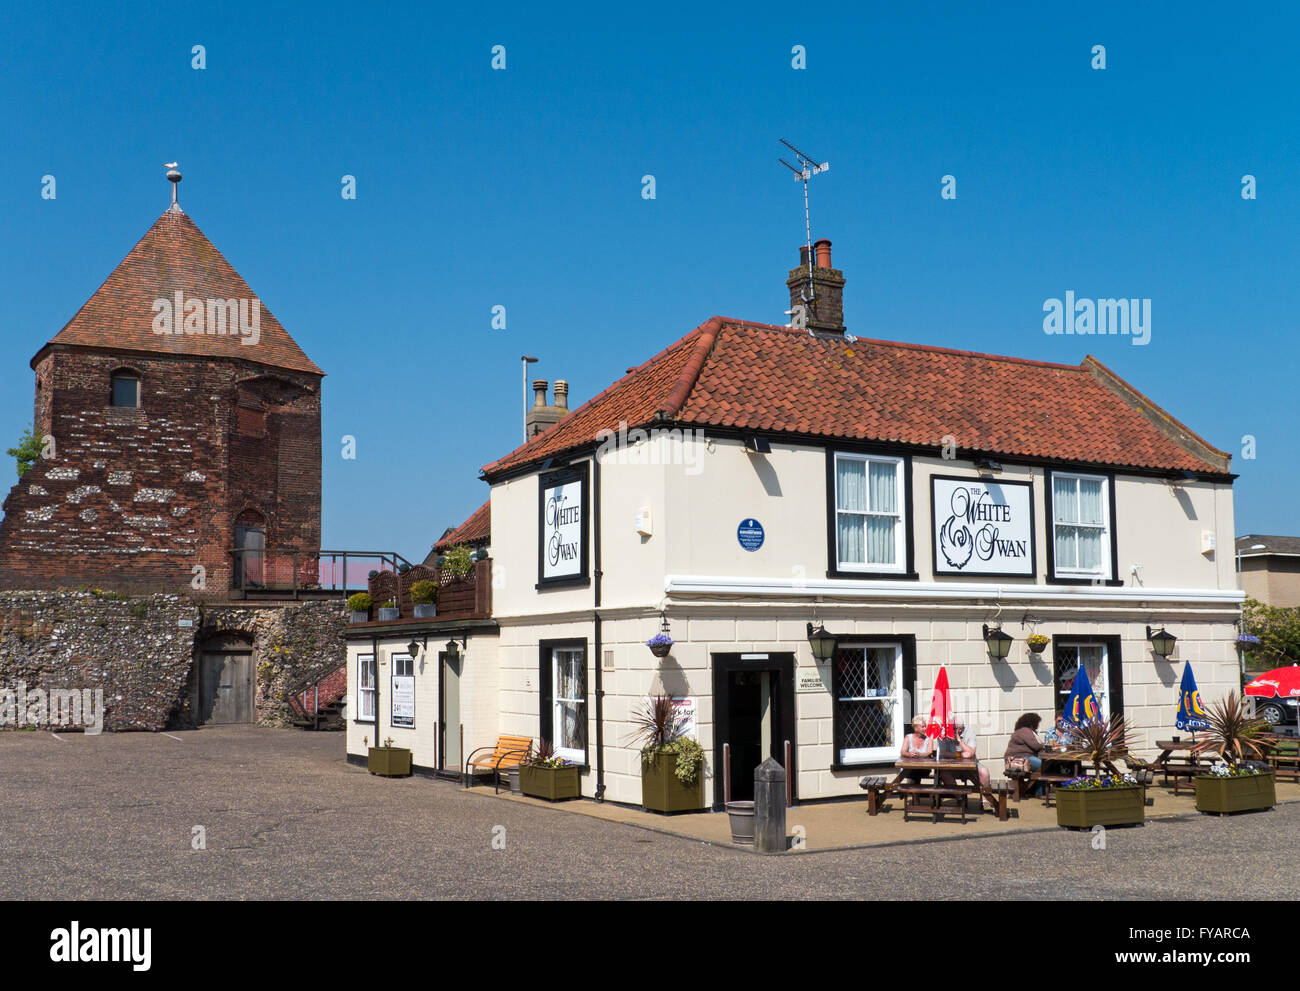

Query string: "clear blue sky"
[[3, 0, 1296, 559]]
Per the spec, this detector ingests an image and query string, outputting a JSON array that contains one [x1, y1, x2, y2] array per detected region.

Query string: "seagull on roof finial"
[[164, 162, 183, 212]]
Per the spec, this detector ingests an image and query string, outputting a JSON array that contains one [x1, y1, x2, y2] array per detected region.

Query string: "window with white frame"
[[1051, 472, 1111, 578], [552, 648, 586, 763], [357, 654, 376, 723], [834, 453, 905, 572], [833, 643, 904, 764]]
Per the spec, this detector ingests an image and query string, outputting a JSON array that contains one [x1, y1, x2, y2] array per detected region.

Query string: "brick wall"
[[0, 350, 321, 595]]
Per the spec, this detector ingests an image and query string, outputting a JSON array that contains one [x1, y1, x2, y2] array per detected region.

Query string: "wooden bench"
[[1036, 773, 1075, 807], [464, 735, 533, 793], [1157, 759, 1215, 796], [898, 785, 971, 823], [987, 779, 1013, 821], [859, 775, 889, 816], [1265, 740, 1300, 783]]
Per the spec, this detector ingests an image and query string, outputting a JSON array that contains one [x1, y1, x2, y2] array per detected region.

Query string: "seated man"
[[941, 717, 993, 809]]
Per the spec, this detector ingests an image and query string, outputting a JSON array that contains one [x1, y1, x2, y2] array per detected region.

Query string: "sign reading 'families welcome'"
[[931, 476, 1035, 577]]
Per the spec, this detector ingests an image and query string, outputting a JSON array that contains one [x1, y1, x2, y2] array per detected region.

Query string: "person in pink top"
[[899, 715, 932, 782]]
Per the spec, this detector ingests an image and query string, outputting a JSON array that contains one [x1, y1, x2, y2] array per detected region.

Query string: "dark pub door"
[[711, 652, 796, 811]]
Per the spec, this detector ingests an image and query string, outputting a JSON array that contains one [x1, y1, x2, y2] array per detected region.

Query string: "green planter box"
[[519, 764, 581, 801], [368, 746, 412, 777], [1056, 785, 1144, 829], [1195, 772, 1275, 814], [641, 751, 705, 813]]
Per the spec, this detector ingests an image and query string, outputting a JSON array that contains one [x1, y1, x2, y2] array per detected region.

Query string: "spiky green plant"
[[1060, 715, 1130, 773], [1191, 692, 1269, 765], [628, 694, 683, 750]]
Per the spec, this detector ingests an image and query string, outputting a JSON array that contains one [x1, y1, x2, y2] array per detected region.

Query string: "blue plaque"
[[737, 519, 765, 552]]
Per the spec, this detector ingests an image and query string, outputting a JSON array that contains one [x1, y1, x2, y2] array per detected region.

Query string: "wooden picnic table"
[[1152, 740, 1221, 795], [887, 757, 1009, 822], [1259, 735, 1300, 782]]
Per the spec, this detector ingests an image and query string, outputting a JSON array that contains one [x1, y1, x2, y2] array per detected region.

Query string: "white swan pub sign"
[[930, 475, 1036, 578]]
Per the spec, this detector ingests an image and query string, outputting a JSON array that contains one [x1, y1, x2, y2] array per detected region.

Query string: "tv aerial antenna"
[[778, 139, 829, 321]]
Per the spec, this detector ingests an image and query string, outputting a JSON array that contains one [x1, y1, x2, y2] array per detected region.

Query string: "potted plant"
[[441, 544, 475, 581], [1192, 691, 1275, 814], [631, 695, 706, 814], [347, 592, 371, 623], [1026, 634, 1050, 655], [368, 736, 412, 777], [646, 632, 673, 658], [518, 739, 580, 801], [1056, 716, 1143, 828], [377, 600, 400, 621], [410, 580, 438, 619], [1055, 773, 1146, 828]]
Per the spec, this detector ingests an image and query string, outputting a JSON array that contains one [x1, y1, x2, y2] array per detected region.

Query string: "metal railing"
[[227, 547, 414, 598]]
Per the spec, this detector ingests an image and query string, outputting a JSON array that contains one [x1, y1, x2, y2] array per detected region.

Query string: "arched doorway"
[[198, 631, 256, 724]]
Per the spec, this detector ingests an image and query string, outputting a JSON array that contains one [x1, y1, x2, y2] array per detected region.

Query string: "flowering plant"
[[1058, 773, 1138, 791], [1026, 634, 1050, 648], [646, 633, 673, 649], [526, 738, 571, 769], [1207, 762, 1268, 777]]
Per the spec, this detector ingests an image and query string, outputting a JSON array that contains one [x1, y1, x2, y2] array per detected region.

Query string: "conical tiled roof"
[[33, 209, 322, 376]]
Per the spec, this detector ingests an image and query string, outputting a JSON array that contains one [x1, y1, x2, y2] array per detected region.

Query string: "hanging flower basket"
[[1026, 634, 1050, 655], [647, 633, 674, 658]]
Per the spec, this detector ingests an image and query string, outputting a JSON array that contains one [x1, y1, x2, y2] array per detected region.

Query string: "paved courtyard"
[[2, 726, 1294, 900]]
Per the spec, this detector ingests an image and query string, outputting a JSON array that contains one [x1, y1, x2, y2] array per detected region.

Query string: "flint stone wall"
[[0, 590, 346, 731]]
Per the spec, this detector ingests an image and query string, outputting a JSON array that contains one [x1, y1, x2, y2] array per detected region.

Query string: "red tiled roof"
[[482, 317, 1229, 478], [434, 500, 491, 552], [33, 209, 323, 376]]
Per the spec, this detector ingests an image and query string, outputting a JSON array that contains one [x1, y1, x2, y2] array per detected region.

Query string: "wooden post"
[[753, 758, 787, 854]]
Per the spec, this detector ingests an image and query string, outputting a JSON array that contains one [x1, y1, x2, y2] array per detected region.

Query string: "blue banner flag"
[[1175, 662, 1210, 732], [1063, 663, 1101, 725]]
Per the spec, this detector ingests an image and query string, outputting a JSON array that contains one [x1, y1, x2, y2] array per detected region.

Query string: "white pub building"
[[345, 240, 1242, 810]]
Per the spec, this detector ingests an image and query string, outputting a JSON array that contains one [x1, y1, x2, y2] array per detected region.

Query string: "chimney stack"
[[526, 378, 572, 438], [787, 237, 846, 335]]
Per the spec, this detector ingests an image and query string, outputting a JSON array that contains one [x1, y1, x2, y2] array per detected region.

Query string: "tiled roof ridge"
[[479, 319, 711, 475], [1081, 354, 1230, 470], [658, 316, 723, 417], [713, 316, 1088, 373]]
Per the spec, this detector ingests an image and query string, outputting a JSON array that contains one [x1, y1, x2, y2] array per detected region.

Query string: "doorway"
[[198, 633, 255, 724], [711, 653, 796, 810], [439, 650, 462, 774]]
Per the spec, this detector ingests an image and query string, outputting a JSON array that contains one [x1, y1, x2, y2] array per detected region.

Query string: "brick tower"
[[0, 171, 324, 595]]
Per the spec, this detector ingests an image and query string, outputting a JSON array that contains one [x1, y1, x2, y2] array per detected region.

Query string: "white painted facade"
[[487, 434, 1241, 808]]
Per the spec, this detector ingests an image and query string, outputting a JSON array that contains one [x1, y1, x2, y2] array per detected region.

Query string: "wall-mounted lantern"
[[982, 624, 1014, 661], [1146, 626, 1177, 658], [445, 635, 467, 663], [807, 622, 838, 663]]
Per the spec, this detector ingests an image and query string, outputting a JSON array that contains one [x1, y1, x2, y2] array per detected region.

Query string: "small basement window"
[[110, 374, 140, 408]]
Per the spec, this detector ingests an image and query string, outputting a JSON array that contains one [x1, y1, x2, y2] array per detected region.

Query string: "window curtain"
[[866, 461, 897, 564], [837, 458, 866, 564]]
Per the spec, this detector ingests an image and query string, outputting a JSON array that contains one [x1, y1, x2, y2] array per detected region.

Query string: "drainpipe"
[[372, 634, 379, 750], [593, 453, 606, 802]]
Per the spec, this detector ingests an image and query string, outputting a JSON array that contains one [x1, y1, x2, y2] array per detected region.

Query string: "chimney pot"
[[814, 238, 832, 269], [532, 379, 548, 408], [554, 379, 569, 410]]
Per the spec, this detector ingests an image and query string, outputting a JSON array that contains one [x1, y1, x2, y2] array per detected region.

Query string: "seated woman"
[[1005, 712, 1047, 794], [899, 715, 932, 782]]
